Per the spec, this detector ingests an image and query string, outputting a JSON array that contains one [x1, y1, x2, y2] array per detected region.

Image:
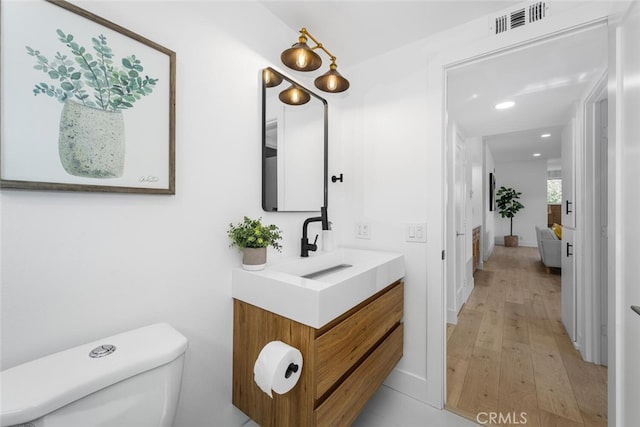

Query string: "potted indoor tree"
[[495, 186, 525, 247], [228, 217, 282, 270]]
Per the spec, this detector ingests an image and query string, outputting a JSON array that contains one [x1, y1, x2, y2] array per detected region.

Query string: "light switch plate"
[[355, 222, 371, 239], [406, 223, 427, 242]]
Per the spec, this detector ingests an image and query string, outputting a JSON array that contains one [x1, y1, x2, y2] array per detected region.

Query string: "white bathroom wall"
[[333, 51, 431, 399], [494, 160, 548, 247], [0, 2, 316, 426]]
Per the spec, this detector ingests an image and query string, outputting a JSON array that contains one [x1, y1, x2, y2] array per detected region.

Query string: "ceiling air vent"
[[495, 14, 509, 34], [529, 1, 547, 23], [490, 2, 548, 35], [511, 8, 526, 29]]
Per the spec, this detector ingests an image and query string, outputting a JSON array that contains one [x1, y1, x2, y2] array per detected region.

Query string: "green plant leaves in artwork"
[[26, 29, 158, 111], [121, 57, 133, 69]]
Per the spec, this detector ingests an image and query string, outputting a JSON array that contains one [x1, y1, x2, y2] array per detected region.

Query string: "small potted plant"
[[228, 217, 282, 270], [496, 186, 525, 247]]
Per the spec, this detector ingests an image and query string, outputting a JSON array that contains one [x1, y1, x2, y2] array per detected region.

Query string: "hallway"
[[446, 245, 607, 426]]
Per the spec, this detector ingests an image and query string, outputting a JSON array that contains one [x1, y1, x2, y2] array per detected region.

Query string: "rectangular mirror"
[[262, 67, 327, 212]]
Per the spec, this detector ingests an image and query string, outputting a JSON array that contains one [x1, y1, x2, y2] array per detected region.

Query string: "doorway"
[[583, 75, 609, 365], [444, 21, 609, 424]]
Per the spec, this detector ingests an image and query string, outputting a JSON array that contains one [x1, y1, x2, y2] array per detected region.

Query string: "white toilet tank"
[[0, 323, 188, 427]]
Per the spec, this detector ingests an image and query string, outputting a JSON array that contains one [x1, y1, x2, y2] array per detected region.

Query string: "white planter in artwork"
[[58, 100, 125, 178]]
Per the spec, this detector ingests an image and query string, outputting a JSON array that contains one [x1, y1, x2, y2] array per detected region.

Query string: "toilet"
[[0, 323, 188, 427]]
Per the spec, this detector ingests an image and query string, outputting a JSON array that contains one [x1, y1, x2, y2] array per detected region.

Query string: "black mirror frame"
[[261, 67, 328, 212]]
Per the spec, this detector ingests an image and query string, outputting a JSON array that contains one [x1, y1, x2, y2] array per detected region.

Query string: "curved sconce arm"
[[300, 28, 338, 64]]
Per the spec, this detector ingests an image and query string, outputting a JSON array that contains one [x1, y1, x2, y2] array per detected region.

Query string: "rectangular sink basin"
[[232, 247, 405, 328], [301, 264, 352, 279]]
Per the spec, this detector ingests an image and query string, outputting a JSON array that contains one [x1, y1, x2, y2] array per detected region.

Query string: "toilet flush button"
[[89, 344, 116, 358]]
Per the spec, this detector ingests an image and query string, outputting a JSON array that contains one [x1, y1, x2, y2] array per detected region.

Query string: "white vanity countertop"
[[231, 247, 405, 329]]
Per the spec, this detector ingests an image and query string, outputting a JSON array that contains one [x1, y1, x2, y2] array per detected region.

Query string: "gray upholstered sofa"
[[535, 225, 561, 271]]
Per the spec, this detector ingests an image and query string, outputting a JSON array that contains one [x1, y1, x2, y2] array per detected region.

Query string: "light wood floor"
[[446, 245, 607, 427]]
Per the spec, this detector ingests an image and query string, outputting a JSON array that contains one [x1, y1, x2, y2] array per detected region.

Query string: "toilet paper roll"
[[253, 341, 303, 398]]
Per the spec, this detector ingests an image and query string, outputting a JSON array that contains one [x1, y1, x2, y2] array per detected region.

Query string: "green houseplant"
[[495, 186, 525, 247], [228, 217, 282, 270]]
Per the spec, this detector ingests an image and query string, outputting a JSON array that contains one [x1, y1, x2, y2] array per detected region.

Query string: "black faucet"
[[301, 207, 329, 257]]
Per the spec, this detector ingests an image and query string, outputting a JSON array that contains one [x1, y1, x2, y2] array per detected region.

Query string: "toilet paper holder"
[[285, 363, 299, 379]]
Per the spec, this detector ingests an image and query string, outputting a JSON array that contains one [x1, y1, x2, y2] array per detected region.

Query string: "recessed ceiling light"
[[541, 133, 551, 138], [495, 101, 515, 110], [533, 153, 542, 157]]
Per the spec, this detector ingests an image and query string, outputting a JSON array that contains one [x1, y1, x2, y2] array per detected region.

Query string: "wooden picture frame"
[[1, 0, 176, 194]]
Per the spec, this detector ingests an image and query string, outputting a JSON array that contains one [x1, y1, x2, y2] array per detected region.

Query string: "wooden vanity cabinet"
[[232, 280, 404, 427]]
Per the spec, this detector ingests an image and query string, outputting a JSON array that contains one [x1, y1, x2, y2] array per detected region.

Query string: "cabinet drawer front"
[[315, 324, 403, 427], [315, 282, 403, 400]]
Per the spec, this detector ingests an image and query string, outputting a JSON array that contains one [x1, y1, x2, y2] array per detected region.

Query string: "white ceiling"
[[260, 1, 512, 68], [262, 1, 609, 165], [448, 24, 608, 163]]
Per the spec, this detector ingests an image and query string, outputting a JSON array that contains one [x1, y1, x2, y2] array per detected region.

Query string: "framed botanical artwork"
[[0, 0, 176, 194]]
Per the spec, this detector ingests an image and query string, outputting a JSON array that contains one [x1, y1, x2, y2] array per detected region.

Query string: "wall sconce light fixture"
[[278, 84, 311, 105], [281, 27, 350, 94], [263, 68, 283, 88], [263, 68, 311, 106]]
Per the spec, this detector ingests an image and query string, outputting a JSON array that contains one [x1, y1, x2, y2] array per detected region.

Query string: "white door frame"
[[438, 18, 612, 409], [425, 2, 627, 411], [582, 72, 608, 364]]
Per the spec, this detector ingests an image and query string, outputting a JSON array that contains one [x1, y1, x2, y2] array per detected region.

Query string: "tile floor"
[[242, 385, 478, 427]]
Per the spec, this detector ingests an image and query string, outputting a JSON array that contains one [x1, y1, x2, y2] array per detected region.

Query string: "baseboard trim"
[[484, 242, 495, 261], [464, 277, 474, 301], [447, 308, 458, 325], [383, 367, 428, 403]]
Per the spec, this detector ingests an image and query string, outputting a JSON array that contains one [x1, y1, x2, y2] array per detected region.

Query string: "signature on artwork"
[[139, 175, 159, 183]]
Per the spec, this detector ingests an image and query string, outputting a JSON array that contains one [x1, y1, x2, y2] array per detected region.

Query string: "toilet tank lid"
[[0, 323, 188, 427]]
